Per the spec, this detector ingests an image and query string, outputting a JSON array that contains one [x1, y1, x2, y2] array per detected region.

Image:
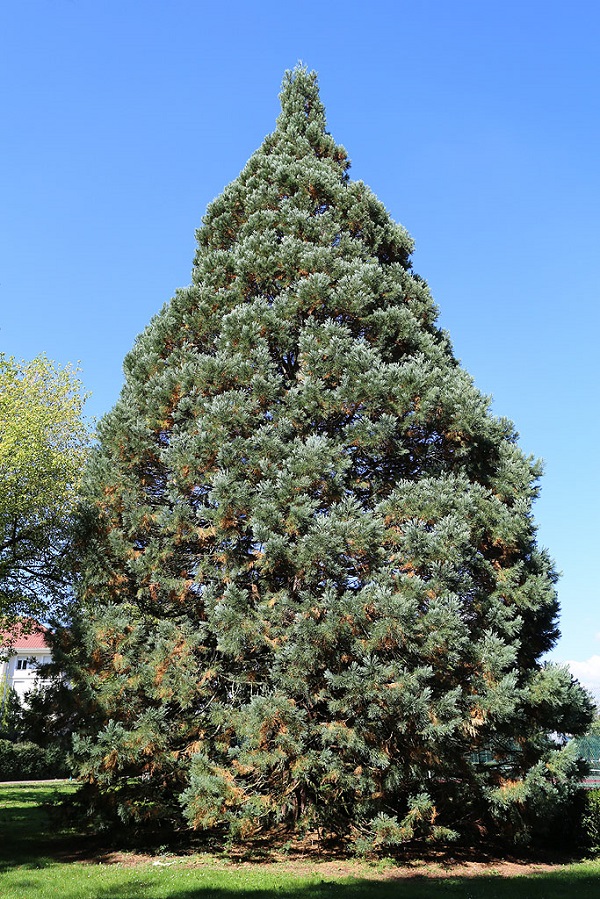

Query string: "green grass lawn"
[[1, 783, 600, 898]]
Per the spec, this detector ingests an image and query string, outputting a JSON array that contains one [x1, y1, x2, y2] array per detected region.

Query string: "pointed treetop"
[[276, 64, 326, 135], [72, 63, 593, 851]]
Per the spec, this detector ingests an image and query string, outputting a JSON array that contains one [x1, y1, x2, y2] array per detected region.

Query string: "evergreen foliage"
[[0, 679, 22, 741], [17, 628, 89, 760], [72, 67, 594, 848]]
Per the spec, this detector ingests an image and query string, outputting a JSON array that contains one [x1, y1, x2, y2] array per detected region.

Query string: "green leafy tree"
[[0, 354, 88, 625], [72, 67, 594, 847]]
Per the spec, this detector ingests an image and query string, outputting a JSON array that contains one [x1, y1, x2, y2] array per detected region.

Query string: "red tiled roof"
[[0, 622, 50, 651]]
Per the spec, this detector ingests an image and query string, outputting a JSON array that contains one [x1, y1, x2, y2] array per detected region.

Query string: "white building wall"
[[0, 649, 52, 703]]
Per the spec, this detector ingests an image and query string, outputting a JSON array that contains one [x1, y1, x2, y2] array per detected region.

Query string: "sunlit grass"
[[1, 782, 600, 898]]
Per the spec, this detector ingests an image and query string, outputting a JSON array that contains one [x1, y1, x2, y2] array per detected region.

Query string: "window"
[[15, 658, 35, 671]]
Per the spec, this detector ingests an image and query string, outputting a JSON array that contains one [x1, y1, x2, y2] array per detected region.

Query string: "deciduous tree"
[[0, 354, 88, 625]]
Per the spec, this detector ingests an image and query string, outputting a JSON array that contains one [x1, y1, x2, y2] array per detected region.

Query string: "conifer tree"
[[72, 67, 593, 848]]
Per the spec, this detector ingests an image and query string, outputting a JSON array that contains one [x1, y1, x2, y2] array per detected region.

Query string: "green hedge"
[[0, 739, 70, 780], [582, 789, 600, 854]]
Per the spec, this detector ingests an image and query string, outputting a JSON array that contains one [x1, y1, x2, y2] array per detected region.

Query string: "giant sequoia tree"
[[72, 68, 593, 848]]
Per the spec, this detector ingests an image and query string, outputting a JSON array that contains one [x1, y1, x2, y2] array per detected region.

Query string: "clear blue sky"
[[2, 1, 599, 690]]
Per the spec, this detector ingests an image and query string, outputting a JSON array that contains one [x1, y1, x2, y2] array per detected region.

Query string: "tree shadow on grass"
[[0, 782, 88, 872], [2, 785, 599, 898], [5, 870, 600, 899]]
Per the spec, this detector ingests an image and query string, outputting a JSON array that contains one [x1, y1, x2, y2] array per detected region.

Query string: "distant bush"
[[582, 789, 600, 855], [0, 739, 70, 780]]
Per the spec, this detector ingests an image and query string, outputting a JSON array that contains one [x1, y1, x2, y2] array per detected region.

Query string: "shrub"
[[582, 789, 600, 855], [0, 739, 70, 780]]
